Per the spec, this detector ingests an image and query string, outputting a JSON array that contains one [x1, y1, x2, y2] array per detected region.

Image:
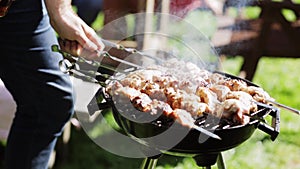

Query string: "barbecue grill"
[[52, 40, 281, 169], [88, 76, 280, 169], [52, 12, 292, 168], [52, 10, 300, 168]]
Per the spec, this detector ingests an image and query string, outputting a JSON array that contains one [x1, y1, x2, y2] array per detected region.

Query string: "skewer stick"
[[267, 100, 300, 115], [192, 125, 222, 140]]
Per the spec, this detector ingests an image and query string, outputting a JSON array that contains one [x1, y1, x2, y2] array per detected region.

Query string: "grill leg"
[[216, 153, 226, 169], [140, 158, 159, 169], [193, 153, 218, 167]]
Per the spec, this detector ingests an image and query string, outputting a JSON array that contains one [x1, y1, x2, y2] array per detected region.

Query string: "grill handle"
[[87, 88, 112, 116], [257, 107, 280, 141]]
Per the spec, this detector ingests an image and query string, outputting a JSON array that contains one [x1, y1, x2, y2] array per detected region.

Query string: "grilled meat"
[[221, 99, 250, 125], [172, 109, 195, 128], [226, 91, 257, 112], [107, 59, 273, 126], [131, 93, 152, 112], [242, 86, 273, 103], [209, 84, 231, 102]]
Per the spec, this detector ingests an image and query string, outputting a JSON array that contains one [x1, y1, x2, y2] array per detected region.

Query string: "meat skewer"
[[57, 50, 278, 133], [192, 125, 222, 140], [107, 60, 276, 127], [112, 86, 222, 140], [267, 100, 300, 115], [171, 109, 221, 140]]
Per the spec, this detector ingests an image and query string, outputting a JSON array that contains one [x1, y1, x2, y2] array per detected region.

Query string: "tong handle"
[[102, 39, 125, 50], [257, 107, 280, 141], [101, 39, 164, 63], [87, 88, 111, 116], [100, 51, 143, 69], [52, 44, 140, 74]]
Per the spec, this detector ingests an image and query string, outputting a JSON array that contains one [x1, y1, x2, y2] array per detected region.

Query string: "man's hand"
[[44, 0, 104, 60], [58, 38, 101, 60]]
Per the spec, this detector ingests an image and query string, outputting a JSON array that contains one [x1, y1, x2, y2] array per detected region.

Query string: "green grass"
[[218, 57, 300, 169], [91, 12, 105, 31]]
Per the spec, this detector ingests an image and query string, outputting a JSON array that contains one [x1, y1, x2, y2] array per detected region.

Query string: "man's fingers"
[[59, 38, 81, 56], [81, 25, 105, 51], [86, 30, 105, 51], [75, 32, 98, 52], [58, 38, 100, 60]]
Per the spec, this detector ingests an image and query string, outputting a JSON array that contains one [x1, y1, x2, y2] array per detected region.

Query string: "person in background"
[[72, 0, 103, 26], [0, 0, 104, 169]]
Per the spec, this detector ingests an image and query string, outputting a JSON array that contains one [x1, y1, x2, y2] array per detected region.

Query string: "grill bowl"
[[99, 86, 279, 155]]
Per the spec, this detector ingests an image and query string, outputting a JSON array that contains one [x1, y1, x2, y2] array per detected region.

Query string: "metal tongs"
[[51, 43, 145, 86], [215, 71, 300, 116], [52, 44, 141, 71], [52, 39, 164, 82], [101, 39, 163, 63]]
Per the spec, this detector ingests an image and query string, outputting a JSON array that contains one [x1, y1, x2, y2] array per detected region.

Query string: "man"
[[0, 0, 104, 168]]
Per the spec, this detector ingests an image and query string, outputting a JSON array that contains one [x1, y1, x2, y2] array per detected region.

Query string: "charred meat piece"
[[195, 86, 219, 114], [210, 84, 231, 102], [242, 86, 273, 103], [153, 74, 179, 89], [113, 86, 141, 101], [164, 88, 210, 116], [106, 81, 123, 96], [221, 99, 250, 125], [164, 87, 183, 109], [120, 77, 145, 90], [207, 73, 225, 84], [226, 91, 257, 112], [141, 82, 166, 101], [131, 93, 153, 112], [180, 90, 210, 117], [172, 109, 195, 128], [196, 87, 217, 105], [218, 79, 248, 91], [150, 99, 174, 116]]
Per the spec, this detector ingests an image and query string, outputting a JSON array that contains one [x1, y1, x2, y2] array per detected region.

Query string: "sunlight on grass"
[[219, 56, 244, 75], [157, 157, 198, 169], [91, 12, 104, 32], [244, 7, 261, 19], [282, 9, 297, 22], [87, 110, 119, 139], [184, 10, 217, 39], [220, 57, 300, 169]]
